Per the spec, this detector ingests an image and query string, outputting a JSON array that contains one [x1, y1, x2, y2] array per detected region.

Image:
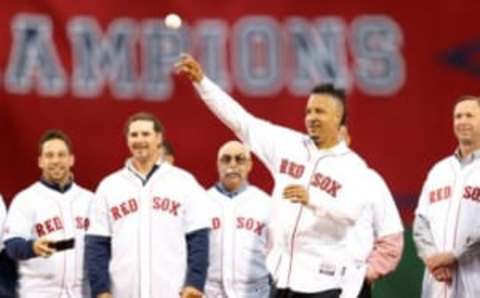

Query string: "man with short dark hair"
[[414, 95, 480, 298], [3, 129, 93, 298], [86, 112, 211, 298], [176, 55, 384, 298]]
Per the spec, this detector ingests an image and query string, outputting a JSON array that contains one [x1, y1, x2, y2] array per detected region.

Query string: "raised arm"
[[175, 54, 292, 172]]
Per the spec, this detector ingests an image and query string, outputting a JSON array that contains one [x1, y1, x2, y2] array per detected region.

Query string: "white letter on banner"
[[232, 16, 283, 97], [195, 19, 231, 92], [286, 17, 350, 96], [350, 15, 405, 96], [140, 19, 189, 101], [5, 14, 66, 96], [68, 17, 137, 99]]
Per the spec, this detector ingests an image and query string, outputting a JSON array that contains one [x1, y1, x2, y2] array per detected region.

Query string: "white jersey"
[[205, 184, 272, 298], [341, 169, 404, 298], [3, 182, 93, 298], [195, 77, 372, 293], [87, 161, 211, 298], [0, 195, 6, 252], [415, 155, 480, 298]]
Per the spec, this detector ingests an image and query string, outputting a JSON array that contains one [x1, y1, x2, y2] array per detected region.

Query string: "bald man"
[[205, 141, 272, 298]]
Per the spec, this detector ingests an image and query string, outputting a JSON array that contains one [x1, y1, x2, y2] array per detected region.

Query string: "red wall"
[[0, 1, 478, 223]]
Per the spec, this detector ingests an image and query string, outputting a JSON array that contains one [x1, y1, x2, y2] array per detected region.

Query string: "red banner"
[[0, 1, 478, 222]]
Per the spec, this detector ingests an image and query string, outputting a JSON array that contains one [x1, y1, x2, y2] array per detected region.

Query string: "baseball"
[[165, 13, 182, 29]]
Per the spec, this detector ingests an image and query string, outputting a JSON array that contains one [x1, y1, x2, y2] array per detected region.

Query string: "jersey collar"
[[304, 137, 350, 155], [454, 148, 480, 167], [125, 158, 162, 185], [40, 177, 73, 193], [215, 182, 248, 198]]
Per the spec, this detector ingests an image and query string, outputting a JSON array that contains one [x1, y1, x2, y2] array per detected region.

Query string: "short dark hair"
[[311, 83, 347, 125], [124, 112, 165, 136], [38, 129, 73, 154], [162, 140, 175, 156], [456, 95, 480, 105]]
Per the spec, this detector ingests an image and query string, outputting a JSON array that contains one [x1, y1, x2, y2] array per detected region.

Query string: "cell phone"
[[48, 238, 75, 251]]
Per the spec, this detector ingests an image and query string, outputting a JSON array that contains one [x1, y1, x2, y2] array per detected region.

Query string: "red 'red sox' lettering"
[[152, 197, 181, 216], [212, 217, 221, 230], [310, 173, 342, 198], [429, 186, 451, 204], [280, 159, 305, 179], [111, 198, 138, 220], [76, 217, 90, 230], [35, 216, 63, 237], [463, 186, 480, 202], [236, 217, 265, 236]]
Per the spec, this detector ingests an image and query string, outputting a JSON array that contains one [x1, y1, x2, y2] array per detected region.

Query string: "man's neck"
[[459, 143, 480, 159], [41, 176, 72, 192], [315, 136, 339, 150], [132, 159, 157, 176]]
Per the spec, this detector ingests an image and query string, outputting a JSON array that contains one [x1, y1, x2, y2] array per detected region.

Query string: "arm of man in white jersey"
[[3, 194, 56, 260], [176, 54, 363, 227], [85, 185, 113, 298], [413, 175, 453, 283], [365, 170, 404, 283]]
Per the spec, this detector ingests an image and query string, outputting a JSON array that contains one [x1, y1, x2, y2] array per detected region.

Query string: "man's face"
[[127, 120, 162, 163], [454, 99, 480, 146], [305, 94, 342, 147], [38, 139, 74, 185], [217, 142, 252, 192]]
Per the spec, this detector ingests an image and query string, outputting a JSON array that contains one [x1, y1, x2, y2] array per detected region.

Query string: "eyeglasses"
[[219, 154, 249, 165]]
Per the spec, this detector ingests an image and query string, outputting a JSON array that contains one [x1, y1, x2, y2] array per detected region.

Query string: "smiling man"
[[414, 95, 480, 298], [86, 112, 211, 298], [205, 141, 272, 298], [175, 55, 387, 298], [3, 130, 93, 298]]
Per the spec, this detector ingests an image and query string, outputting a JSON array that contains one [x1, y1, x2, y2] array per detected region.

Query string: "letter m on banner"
[[67, 17, 137, 98]]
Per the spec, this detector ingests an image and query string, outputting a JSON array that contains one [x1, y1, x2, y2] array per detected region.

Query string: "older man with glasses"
[[204, 140, 273, 298]]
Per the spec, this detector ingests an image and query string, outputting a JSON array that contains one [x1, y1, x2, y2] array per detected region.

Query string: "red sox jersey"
[[3, 182, 93, 298], [194, 78, 372, 293], [205, 185, 272, 298], [415, 154, 480, 298], [87, 161, 211, 298]]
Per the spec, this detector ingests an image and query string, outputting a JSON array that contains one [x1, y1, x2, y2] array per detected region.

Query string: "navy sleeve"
[[0, 248, 18, 297], [85, 235, 111, 297], [185, 228, 210, 291], [4, 237, 36, 260]]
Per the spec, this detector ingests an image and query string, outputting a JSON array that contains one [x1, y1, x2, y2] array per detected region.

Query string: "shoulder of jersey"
[[72, 183, 95, 198], [161, 163, 198, 184], [96, 167, 126, 188], [343, 149, 368, 168], [247, 185, 271, 201], [10, 182, 42, 204], [428, 155, 455, 175]]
